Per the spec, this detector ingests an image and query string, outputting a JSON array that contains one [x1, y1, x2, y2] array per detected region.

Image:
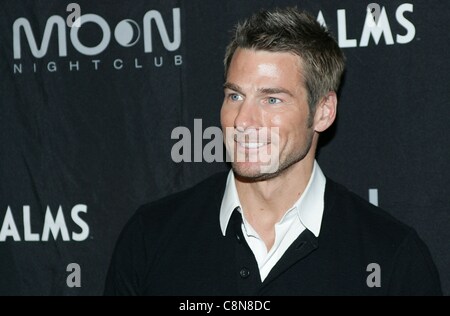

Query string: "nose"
[[234, 99, 260, 131]]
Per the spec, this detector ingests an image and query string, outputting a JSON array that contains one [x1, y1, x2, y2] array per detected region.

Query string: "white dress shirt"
[[219, 160, 326, 281]]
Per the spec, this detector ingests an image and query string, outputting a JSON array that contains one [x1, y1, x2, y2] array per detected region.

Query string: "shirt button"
[[236, 234, 241, 243], [240, 267, 250, 279]]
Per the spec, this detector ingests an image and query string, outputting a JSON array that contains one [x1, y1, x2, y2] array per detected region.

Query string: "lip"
[[233, 134, 270, 143], [235, 140, 270, 149], [238, 142, 266, 148]]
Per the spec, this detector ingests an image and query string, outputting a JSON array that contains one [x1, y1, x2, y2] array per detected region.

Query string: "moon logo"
[[114, 19, 140, 47]]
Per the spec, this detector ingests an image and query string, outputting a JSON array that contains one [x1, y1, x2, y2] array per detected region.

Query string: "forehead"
[[227, 48, 304, 90]]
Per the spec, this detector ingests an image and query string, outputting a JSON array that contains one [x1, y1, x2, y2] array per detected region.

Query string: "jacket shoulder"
[[136, 171, 228, 226], [104, 171, 229, 295], [325, 178, 414, 239], [324, 179, 441, 295]]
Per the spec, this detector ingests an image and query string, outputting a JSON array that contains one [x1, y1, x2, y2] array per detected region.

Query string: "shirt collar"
[[219, 160, 326, 237]]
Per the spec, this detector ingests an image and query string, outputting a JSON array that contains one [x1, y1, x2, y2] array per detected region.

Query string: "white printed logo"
[[13, 8, 181, 59], [317, 3, 415, 48], [0, 204, 89, 242], [12, 7, 182, 74]]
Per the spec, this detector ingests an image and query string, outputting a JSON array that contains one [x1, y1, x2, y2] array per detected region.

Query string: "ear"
[[313, 91, 337, 133]]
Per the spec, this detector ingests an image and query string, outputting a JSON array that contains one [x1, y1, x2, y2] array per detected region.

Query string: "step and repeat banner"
[[0, 0, 449, 295]]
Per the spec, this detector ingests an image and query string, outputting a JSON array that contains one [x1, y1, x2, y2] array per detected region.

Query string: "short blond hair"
[[224, 7, 345, 112]]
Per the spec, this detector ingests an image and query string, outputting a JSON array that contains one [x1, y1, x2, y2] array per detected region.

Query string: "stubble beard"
[[231, 126, 315, 183]]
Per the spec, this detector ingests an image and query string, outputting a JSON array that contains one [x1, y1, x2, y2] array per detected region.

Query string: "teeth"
[[240, 142, 265, 149]]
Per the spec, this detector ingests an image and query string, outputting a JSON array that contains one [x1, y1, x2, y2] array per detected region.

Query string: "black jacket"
[[104, 172, 442, 295]]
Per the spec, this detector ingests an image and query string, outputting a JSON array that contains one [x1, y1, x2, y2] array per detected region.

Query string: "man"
[[105, 7, 441, 295]]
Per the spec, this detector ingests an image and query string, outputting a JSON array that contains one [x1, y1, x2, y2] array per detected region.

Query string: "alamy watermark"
[[366, 263, 381, 288], [367, 3, 381, 27], [66, 3, 81, 28], [171, 119, 280, 174], [66, 263, 81, 288]]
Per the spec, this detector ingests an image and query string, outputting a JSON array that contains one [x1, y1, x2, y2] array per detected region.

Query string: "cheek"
[[269, 114, 283, 126], [220, 105, 235, 128], [269, 110, 307, 129], [269, 113, 305, 144]]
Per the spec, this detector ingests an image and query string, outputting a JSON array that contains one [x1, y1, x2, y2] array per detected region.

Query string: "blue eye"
[[267, 97, 281, 104], [230, 94, 243, 101]]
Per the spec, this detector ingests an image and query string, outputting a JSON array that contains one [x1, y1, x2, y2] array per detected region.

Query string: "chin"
[[231, 151, 309, 182], [231, 162, 281, 182]]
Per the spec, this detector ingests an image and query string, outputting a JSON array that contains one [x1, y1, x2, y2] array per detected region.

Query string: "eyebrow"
[[258, 87, 294, 97], [223, 82, 245, 96], [223, 82, 294, 97]]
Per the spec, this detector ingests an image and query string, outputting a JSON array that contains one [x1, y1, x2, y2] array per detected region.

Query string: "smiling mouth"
[[233, 131, 272, 150], [237, 142, 268, 149]]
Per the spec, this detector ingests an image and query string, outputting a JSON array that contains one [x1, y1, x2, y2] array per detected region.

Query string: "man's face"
[[221, 48, 316, 180]]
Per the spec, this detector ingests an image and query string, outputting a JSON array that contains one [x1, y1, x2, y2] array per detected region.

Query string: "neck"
[[234, 155, 315, 251], [235, 158, 315, 221]]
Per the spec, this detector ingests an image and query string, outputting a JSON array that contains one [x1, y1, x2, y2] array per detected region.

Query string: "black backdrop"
[[0, 0, 449, 295]]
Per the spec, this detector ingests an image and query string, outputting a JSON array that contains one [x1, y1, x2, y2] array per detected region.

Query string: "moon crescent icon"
[[114, 19, 140, 47]]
